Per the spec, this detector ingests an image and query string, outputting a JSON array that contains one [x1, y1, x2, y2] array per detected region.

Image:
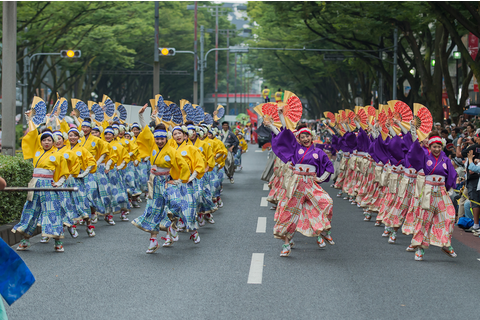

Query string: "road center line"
[[256, 217, 267, 233], [260, 197, 268, 207], [247, 253, 265, 284], [263, 183, 269, 191]]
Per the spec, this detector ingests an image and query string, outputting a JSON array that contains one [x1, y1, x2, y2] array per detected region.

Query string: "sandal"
[[40, 236, 50, 243], [54, 240, 64, 253], [146, 238, 160, 254], [16, 239, 31, 251], [280, 244, 291, 257], [441, 246, 457, 258], [321, 232, 335, 245]]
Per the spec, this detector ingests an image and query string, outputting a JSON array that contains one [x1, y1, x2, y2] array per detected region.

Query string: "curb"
[[0, 221, 42, 246]]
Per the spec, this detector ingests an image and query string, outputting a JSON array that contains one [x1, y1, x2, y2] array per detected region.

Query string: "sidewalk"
[[453, 226, 480, 253]]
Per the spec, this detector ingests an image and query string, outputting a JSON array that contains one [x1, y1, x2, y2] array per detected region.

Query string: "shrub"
[[0, 154, 33, 224]]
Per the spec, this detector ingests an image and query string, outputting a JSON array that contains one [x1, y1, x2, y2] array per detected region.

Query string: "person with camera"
[[461, 133, 480, 233]]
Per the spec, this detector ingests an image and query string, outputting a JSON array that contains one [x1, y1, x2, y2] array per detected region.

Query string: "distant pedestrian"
[[262, 86, 270, 103]]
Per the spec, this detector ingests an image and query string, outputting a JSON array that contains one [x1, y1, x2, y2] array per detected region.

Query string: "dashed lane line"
[[263, 183, 269, 191], [256, 217, 267, 233], [247, 253, 265, 284], [260, 197, 268, 207]]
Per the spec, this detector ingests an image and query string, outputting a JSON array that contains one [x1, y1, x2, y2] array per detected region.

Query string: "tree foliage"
[[0, 1, 239, 114], [247, 1, 480, 121]]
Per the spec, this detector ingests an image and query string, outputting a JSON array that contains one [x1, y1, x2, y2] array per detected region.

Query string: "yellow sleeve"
[[170, 149, 191, 183], [106, 144, 118, 169], [61, 120, 70, 133], [190, 146, 205, 179], [82, 147, 98, 173], [204, 142, 216, 170], [22, 126, 41, 160], [64, 151, 81, 177], [136, 126, 155, 159], [53, 152, 70, 182]]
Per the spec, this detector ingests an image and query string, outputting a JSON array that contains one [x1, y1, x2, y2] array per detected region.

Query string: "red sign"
[[468, 32, 478, 60], [474, 75, 479, 93]]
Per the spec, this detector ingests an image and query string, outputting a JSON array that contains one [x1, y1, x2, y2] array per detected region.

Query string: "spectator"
[[435, 122, 442, 131], [451, 127, 461, 147], [441, 129, 453, 156], [462, 140, 480, 232]]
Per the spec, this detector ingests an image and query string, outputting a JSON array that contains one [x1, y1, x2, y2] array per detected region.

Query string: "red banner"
[[468, 32, 478, 60], [474, 75, 479, 93], [247, 108, 258, 124]]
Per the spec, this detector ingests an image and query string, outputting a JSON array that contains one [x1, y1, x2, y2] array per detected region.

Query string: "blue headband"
[[172, 126, 184, 133], [112, 124, 119, 129], [154, 129, 168, 138], [53, 131, 63, 138], [68, 128, 79, 135], [187, 124, 196, 131], [82, 121, 92, 128], [132, 123, 141, 129], [41, 131, 54, 140], [92, 126, 101, 131], [104, 128, 114, 135]]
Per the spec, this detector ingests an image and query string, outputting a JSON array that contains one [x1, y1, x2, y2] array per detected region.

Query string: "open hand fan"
[[335, 113, 346, 136], [115, 103, 128, 122], [193, 105, 205, 124], [345, 109, 356, 131], [261, 142, 272, 151], [280, 91, 302, 130], [88, 101, 104, 124], [377, 108, 390, 140], [71, 99, 90, 120], [366, 106, 376, 118], [388, 100, 412, 133], [354, 106, 368, 129], [323, 111, 336, 126], [162, 99, 173, 123], [52, 95, 68, 120], [101, 95, 115, 118], [204, 113, 214, 125], [170, 102, 184, 125], [254, 103, 281, 129], [180, 99, 196, 122], [29, 96, 47, 128], [155, 95, 166, 120], [413, 103, 433, 141], [213, 105, 225, 121]]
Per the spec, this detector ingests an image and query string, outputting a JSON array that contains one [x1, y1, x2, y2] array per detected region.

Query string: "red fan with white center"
[[254, 103, 281, 129], [388, 100, 413, 134], [354, 106, 368, 129], [378, 108, 390, 140], [413, 103, 433, 141], [324, 111, 336, 126], [280, 91, 303, 130]]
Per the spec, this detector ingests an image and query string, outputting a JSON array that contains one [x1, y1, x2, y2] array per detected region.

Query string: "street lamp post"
[[453, 51, 461, 103]]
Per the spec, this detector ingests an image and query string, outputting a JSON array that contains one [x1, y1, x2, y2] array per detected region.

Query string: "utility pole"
[[153, 1, 160, 96], [2, 1, 17, 156], [214, 6, 219, 109], [193, 1, 198, 104], [234, 53, 237, 113], [226, 30, 230, 115], [23, 27, 29, 130], [200, 25, 205, 108]]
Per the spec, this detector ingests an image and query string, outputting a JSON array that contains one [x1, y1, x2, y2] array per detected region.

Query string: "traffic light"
[[60, 50, 81, 58], [159, 48, 176, 56]]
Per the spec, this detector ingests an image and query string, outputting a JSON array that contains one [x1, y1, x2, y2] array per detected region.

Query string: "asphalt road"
[[5, 148, 480, 320]]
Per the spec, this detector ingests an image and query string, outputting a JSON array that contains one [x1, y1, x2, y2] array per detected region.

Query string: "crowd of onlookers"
[[422, 116, 480, 236]]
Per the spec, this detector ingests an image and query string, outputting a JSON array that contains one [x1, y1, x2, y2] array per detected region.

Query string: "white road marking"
[[256, 217, 267, 233], [263, 183, 269, 191], [247, 253, 265, 284], [255, 150, 263, 153], [260, 197, 268, 207]]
